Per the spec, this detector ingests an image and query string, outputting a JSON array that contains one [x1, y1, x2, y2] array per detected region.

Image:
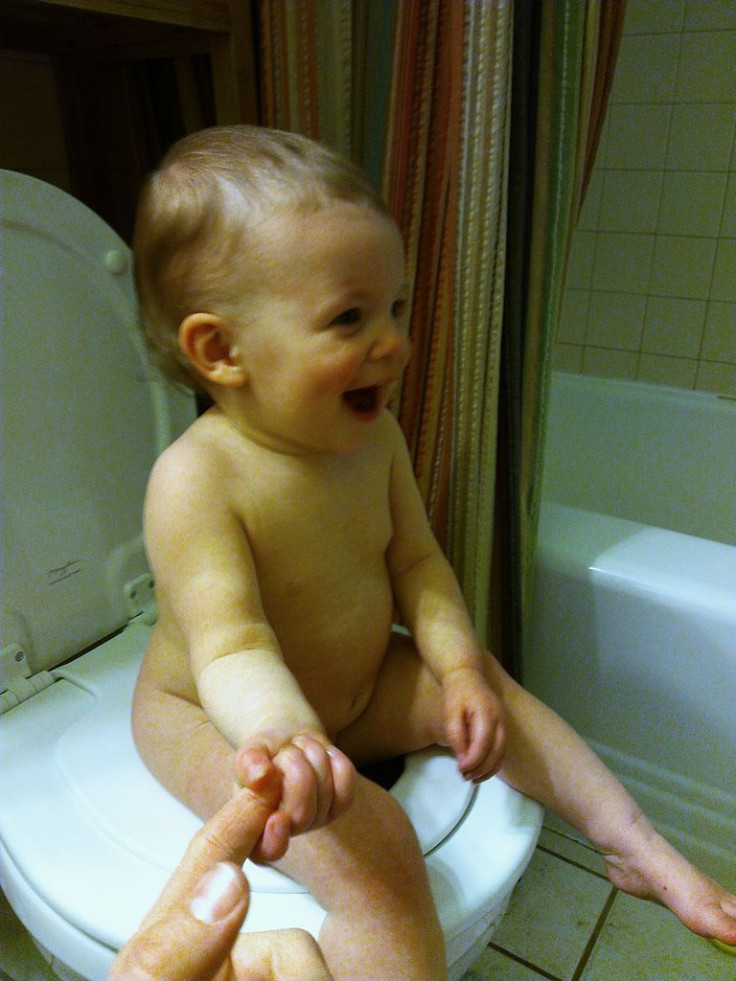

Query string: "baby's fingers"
[[284, 737, 355, 830], [447, 702, 505, 781], [459, 704, 507, 782], [465, 723, 507, 783], [325, 744, 355, 818], [276, 742, 320, 834], [291, 735, 335, 828]]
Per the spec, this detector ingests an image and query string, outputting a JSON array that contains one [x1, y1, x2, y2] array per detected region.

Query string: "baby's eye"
[[331, 307, 362, 327], [392, 298, 408, 321]]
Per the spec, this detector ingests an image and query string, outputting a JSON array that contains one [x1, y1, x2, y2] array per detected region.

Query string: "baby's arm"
[[385, 417, 506, 780], [143, 439, 354, 846]]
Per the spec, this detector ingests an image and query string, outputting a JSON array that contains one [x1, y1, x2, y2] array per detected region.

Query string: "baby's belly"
[[270, 589, 395, 736]]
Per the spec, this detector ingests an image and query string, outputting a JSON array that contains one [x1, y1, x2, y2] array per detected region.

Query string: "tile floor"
[[466, 819, 736, 981], [1, 818, 734, 981]]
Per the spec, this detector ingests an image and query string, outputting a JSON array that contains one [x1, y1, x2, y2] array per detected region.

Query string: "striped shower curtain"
[[503, 0, 626, 668], [255, 0, 626, 667]]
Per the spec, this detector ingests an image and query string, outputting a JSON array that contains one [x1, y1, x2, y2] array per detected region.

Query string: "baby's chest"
[[238, 463, 393, 569]]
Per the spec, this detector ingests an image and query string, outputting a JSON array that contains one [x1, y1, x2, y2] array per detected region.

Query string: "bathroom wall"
[[555, 0, 736, 398]]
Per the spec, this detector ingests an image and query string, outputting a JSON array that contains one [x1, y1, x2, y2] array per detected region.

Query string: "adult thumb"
[[110, 862, 249, 981]]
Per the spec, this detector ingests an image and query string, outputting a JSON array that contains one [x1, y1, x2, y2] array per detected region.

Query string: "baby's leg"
[[335, 630, 450, 766], [484, 657, 736, 945], [132, 680, 235, 819], [274, 775, 446, 980], [339, 636, 736, 946], [133, 676, 447, 980]]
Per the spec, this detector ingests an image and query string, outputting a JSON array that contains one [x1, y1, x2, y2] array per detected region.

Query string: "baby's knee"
[[348, 782, 430, 898], [269, 928, 328, 976], [481, 648, 518, 699], [280, 777, 430, 911], [241, 928, 330, 979]]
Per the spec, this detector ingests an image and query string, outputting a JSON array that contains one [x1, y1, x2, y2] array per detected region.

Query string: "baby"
[[131, 125, 736, 980]]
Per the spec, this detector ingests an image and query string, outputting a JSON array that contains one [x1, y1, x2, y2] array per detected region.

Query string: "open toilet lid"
[[0, 622, 475, 950], [1, 169, 194, 680]]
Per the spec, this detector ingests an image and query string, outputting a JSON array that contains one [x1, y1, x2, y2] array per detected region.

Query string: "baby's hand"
[[441, 667, 506, 783], [235, 731, 355, 863]]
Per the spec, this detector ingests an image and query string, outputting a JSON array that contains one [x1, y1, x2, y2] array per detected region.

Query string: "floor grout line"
[[536, 843, 611, 883], [570, 886, 618, 981], [486, 942, 565, 981]]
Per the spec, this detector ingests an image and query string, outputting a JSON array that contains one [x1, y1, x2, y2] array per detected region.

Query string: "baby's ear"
[[178, 314, 247, 388]]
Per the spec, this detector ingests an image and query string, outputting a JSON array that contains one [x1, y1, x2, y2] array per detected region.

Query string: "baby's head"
[[133, 125, 392, 392]]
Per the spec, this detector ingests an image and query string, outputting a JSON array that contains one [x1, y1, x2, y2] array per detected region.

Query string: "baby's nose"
[[371, 322, 411, 366]]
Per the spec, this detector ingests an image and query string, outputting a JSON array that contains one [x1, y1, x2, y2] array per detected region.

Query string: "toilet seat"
[[0, 170, 543, 981], [1, 620, 542, 981], [54, 630, 474, 879]]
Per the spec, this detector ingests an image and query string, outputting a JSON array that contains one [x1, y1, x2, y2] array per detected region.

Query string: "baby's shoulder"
[[378, 408, 413, 461], [146, 411, 236, 507]]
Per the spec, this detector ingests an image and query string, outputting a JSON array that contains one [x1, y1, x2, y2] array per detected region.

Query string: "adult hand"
[[109, 746, 331, 981]]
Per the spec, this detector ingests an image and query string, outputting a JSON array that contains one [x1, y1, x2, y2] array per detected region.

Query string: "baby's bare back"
[[143, 409, 398, 738]]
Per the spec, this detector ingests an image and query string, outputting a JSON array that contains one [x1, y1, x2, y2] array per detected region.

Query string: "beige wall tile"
[[711, 239, 736, 301], [578, 170, 604, 231], [642, 296, 707, 356], [638, 353, 699, 387], [676, 31, 736, 102], [593, 233, 655, 293], [587, 291, 647, 350], [582, 347, 639, 379], [612, 34, 680, 102], [625, 0, 686, 34], [566, 232, 598, 289], [558, 289, 590, 344], [649, 235, 717, 298], [701, 301, 736, 361], [722, 175, 736, 236], [599, 171, 663, 233], [658, 172, 727, 236], [604, 105, 671, 170], [667, 105, 736, 171], [684, 0, 736, 30], [696, 360, 736, 396], [552, 343, 584, 373]]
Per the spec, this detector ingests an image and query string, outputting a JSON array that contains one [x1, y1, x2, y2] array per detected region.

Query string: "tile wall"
[[555, 0, 736, 397]]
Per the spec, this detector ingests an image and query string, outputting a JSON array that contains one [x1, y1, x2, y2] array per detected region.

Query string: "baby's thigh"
[[335, 631, 447, 767], [274, 772, 430, 914], [132, 682, 235, 820]]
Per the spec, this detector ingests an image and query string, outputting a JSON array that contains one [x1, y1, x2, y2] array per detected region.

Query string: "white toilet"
[[0, 170, 543, 981]]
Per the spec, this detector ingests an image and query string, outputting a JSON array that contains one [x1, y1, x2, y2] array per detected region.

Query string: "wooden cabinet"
[[0, 0, 257, 239]]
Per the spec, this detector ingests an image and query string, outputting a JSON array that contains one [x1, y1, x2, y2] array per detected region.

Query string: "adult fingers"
[[137, 755, 282, 931], [109, 862, 248, 981]]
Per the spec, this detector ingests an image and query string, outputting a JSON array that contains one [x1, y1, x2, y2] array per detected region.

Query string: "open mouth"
[[342, 385, 381, 417]]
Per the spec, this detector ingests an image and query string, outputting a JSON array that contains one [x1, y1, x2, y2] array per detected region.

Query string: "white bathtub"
[[524, 372, 736, 886]]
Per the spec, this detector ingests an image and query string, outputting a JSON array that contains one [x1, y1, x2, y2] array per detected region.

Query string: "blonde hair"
[[133, 125, 390, 391]]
